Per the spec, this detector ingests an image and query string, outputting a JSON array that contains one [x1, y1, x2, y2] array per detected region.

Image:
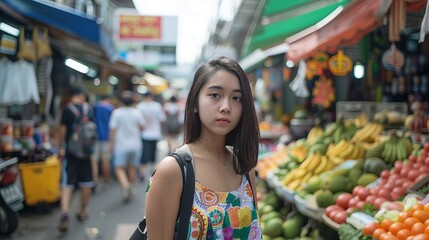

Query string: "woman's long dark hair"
[[183, 56, 260, 175]]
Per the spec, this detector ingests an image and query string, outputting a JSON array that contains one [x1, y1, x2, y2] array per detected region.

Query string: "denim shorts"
[[113, 148, 141, 168]]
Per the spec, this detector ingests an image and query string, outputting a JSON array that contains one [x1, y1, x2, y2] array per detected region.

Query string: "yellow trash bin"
[[18, 155, 61, 206]]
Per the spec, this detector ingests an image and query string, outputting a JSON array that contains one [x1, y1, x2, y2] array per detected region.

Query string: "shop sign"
[[328, 50, 352, 76], [0, 34, 17, 55], [113, 8, 178, 46], [119, 15, 161, 40]]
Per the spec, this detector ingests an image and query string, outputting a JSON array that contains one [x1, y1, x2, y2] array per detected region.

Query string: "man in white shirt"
[[136, 91, 166, 180]]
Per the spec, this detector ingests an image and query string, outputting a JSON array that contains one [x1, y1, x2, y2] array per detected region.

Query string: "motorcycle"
[[0, 157, 24, 235]]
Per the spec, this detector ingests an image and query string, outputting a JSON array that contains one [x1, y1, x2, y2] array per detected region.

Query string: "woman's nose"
[[219, 99, 231, 113]]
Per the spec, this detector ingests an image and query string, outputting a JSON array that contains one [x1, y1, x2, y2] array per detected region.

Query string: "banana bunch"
[[381, 134, 414, 164], [351, 122, 383, 143], [354, 113, 369, 128], [307, 125, 324, 144], [326, 139, 365, 160], [281, 152, 336, 191]]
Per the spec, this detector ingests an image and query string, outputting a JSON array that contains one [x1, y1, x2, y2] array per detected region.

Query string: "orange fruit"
[[389, 222, 404, 235], [380, 232, 398, 240], [374, 228, 387, 240], [414, 210, 429, 222], [425, 225, 429, 235], [396, 229, 412, 240], [424, 203, 429, 212], [414, 233, 429, 240], [403, 217, 420, 229], [363, 222, 381, 236], [399, 211, 413, 222], [412, 222, 426, 235], [381, 219, 395, 231], [414, 203, 425, 211]]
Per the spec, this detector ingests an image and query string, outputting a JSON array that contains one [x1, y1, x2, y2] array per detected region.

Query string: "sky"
[[132, 0, 220, 65]]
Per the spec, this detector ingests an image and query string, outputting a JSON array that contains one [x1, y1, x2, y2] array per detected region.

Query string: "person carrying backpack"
[[163, 95, 183, 153], [57, 86, 96, 233]]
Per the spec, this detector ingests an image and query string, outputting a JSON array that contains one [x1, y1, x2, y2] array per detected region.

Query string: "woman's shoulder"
[[153, 155, 183, 182]]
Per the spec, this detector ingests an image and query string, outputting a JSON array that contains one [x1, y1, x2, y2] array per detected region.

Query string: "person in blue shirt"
[[92, 94, 114, 189]]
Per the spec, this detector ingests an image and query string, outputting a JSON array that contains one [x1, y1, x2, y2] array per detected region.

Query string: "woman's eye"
[[209, 93, 220, 98], [233, 96, 242, 102]]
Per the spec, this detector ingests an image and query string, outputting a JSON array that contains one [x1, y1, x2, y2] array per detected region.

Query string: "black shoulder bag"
[[129, 151, 195, 240]]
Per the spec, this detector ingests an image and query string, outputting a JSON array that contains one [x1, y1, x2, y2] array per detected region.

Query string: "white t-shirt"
[[136, 101, 166, 140], [109, 107, 145, 151]]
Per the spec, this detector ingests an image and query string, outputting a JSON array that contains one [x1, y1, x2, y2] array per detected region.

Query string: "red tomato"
[[407, 169, 421, 181], [356, 201, 366, 210], [363, 222, 380, 236], [381, 170, 390, 179], [378, 188, 392, 201], [333, 210, 347, 224], [353, 185, 365, 196], [365, 195, 377, 205], [402, 180, 414, 189], [348, 196, 361, 208], [336, 193, 353, 209], [424, 157, 429, 166], [374, 197, 387, 210], [394, 161, 403, 173], [424, 142, 429, 151], [409, 155, 418, 163], [400, 167, 411, 177], [418, 155, 426, 164], [357, 188, 371, 201], [325, 205, 342, 218]]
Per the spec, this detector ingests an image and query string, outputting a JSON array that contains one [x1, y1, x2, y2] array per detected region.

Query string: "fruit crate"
[[294, 194, 325, 221], [407, 173, 429, 198], [336, 101, 407, 120]]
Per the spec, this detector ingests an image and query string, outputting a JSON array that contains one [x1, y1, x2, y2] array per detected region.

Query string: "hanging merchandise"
[[305, 51, 329, 79], [16, 26, 36, 62], [382, 43, 405, 72], [312, 77, 335, 109], [289, 60, 310, 98], [388, 0, 407, 42], [34, 27, 52, 60], [0, 33, 17, 55], [328, 50, 352, 76]]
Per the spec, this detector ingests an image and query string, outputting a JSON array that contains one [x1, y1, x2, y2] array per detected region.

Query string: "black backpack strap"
[[170, 151, 194, 239]]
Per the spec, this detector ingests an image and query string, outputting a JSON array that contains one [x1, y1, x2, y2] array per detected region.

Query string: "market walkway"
[[11, 140, 170, 240]]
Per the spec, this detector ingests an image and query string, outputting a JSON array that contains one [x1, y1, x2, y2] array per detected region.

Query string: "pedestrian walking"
[[92, 94, 114, 190], [136, 91, 165, 181], [145, 56, 261, 238], [58, 86, 96, 232], [163, 95, 183, 153], [109, 91, 145, 203]]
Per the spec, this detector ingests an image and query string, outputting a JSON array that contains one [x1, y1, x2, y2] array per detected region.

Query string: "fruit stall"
[[256, 107, 429, 240]]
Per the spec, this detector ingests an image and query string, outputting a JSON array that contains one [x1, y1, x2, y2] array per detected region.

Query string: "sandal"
[[76, 213, 89, 222]]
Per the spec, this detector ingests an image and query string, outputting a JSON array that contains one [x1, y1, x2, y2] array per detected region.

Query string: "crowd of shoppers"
[[56, 86, 184, 233]]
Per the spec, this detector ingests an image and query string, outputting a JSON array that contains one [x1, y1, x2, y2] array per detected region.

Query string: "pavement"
[[5, 140, 170, 240]]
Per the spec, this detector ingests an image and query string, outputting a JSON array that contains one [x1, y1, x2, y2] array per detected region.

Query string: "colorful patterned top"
[[187, 175, 261, 239]]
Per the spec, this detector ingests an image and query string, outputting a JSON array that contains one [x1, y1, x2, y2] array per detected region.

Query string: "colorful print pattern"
[[187, 175, 262, 239]]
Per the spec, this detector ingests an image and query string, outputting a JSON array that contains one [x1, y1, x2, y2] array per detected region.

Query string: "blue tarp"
[[1, 0, 116, 61]]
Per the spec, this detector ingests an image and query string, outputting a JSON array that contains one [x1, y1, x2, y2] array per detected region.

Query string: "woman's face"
[[197, 70, 242, 137]]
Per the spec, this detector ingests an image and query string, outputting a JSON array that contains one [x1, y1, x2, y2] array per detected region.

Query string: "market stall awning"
[[242, 0, 352, 57], [1, 0, 116, 61], [285, 0, 387, 63]]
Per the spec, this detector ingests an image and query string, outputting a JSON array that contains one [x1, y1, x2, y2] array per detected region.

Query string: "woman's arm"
[[146, 156, 183, 239]]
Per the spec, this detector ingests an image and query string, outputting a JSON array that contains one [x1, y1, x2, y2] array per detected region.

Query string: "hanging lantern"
[[328, 50, 353, 76], [312, 77, 335, 109], [382, 44, 404, 72]]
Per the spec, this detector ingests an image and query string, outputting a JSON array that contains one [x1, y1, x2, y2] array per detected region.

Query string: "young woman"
[[146, 57, 261, 239]]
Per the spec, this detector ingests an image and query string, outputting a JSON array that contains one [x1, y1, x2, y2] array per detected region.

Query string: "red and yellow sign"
[[119, 15, 161, 40]]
